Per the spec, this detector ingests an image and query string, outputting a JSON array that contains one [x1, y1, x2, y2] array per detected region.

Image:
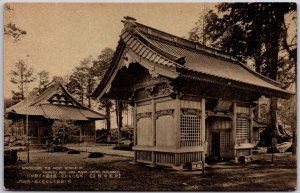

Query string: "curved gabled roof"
[[7, 82, 106, 120], [93, 17, 293, 99]]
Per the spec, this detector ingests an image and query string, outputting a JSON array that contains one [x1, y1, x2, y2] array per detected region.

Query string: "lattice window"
[[180, 115, 201, 147], [236, 118, 249, 144], [220, 132, 231, 157]]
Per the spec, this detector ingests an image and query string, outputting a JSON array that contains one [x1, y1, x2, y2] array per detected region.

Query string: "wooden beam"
[[151, 98, 156, 165], [133, 102, 137, 163], [249, 104, 253, 155], [79, 127, 82, 143], [175, 95, 181, 166], [232, 102, 237, 160], [201, 98, 206, 174]]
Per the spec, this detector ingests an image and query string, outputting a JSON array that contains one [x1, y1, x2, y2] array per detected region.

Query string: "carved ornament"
[[136, 112, 152, 121], [181, 108, 201, 117], [149, 70, 159, 78], [122, 52, 137, 68], [155, 109, 175, 119], [237, 113, 250, 119]]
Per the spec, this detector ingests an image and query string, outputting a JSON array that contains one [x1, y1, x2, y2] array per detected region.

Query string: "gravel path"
[[65, 144, 134, 158]]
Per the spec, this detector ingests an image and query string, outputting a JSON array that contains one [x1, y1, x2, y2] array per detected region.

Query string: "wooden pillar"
[[133, 102, 137, 162], [232, 102, 237, 160], [37, 121, 40, 144], [151, 99, 156, 165], [201, 98, 206, 174], [94, 123, 97, 143], [23, 118, 27, 135], [249, 105, 253, 155], [79, 127, 82, 143], [175, 95, 181, 166]]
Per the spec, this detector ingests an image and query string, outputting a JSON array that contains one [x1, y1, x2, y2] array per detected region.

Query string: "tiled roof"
[[40, 104, 89, 121], [146, 38, 288, 93], [93, 17, 293, 99], [120, 31, 180, 68], [7, 82, 105, 120]]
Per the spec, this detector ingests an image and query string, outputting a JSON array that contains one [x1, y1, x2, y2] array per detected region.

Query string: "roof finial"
[[123, 16, 136, 22], [121, 16, 137, 33]]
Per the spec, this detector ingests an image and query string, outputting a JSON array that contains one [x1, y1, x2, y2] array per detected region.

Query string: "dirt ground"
[[4, 149, 297, 191]]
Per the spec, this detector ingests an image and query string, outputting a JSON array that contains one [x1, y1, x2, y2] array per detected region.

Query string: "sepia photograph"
[[3, 2, 297, 191]]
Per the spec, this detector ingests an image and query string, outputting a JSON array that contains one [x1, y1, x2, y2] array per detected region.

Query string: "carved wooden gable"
[[134, 70, 175, 100], [47, 87, 78, 107]]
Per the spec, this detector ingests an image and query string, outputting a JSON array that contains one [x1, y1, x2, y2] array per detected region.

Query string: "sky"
[[4, 3, 217, 98]]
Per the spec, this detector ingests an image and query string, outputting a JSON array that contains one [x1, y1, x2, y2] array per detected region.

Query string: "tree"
[[51, 120, 80, 145], [189, 3, 296, 149], [37, 70, 50, 93], [202, 3, 296, 82], [115, 100, 129, 145], [4, 97, 18, 109], [92, 48, 114, 140], [188, 6, 209, 46], [10, 60, 35, 101], [67, 56, 96, 108], [52, 75, 69, 85], [4, 4, 26, 42]]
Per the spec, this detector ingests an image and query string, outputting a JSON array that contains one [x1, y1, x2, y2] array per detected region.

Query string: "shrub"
[[88, 152, 104, 158], [113, 143, 133, 151], [68, 150, 80, 154], [53, 146, 68, 152]]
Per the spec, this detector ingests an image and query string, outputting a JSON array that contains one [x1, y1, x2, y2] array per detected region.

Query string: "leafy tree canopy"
[[191, 3, 296, 87], [10, 60, 35, 101]]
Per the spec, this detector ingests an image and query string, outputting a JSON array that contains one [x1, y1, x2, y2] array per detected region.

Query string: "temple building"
[[93, 17, 293, 169], [6, 82, 105, 144]]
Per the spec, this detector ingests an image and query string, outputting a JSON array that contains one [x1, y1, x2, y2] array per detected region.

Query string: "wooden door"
[[211, 132, 220, 157]]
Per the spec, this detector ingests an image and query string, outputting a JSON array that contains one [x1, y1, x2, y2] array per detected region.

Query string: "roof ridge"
[[134, 22, 234, 60], [30, 81, 61, 106]]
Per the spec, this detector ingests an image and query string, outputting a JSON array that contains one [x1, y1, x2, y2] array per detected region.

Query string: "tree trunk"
[[115, 100, 123, 145], [88, 78, 91, 108], [21, 68, 24, 100], [118, 102, 123, 131], [254, 54, 263, 73], [269, 97, 278, 143], [106, 104, 111, 142], [81, 87, 84, 106], [263, 12, 281, 146]]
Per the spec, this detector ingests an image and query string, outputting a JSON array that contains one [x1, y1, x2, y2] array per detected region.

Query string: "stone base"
[[145, 164, 156, 168], [239, 155, 252, 163], [129, 161, 138, 165], [229, 158, 239, 163], [185, 161, 203, 170], [172, 165, 184, 170]]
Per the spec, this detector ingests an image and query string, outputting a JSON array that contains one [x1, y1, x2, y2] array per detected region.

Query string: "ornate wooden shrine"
[[93, 16, 292, 169]]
